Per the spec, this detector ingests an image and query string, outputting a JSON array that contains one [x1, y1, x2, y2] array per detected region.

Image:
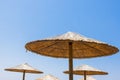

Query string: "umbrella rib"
[[82, 42, 107, 55], [38, 42, 59, 51]]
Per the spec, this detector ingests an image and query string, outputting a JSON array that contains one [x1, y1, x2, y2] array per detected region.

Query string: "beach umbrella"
[[25, 32, 119, 80], [36, 74, 59, 80], [79, 76, 96, 80], [64, 64, 108, 80], [5, 63, 43, 80]]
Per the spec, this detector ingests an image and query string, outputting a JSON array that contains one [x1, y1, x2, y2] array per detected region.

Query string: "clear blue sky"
[[0, 0, 120, 80]]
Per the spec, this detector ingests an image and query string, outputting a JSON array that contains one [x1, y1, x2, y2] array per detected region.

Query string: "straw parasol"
[[64, 64, 108, 80], [79, 76, 96, 80], [5, 63, 43, 80], [36, 74, 59, 80], [25, 32, 119, 80]]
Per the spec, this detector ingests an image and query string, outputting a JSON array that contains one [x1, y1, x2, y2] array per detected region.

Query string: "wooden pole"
[[23, 71, 26, 80], [84, 71, 86, 80], [69, 42, 73, 80]]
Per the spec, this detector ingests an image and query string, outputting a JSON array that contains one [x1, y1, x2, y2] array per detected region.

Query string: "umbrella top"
[[36, 74, 59, 80], [25, 31, 119, 58], [5, 63, 43, 74], [79, 76, 96, 80], [45, 32, 103, 43], [64, 64, 108, 75], [74, 64, 102, 71]]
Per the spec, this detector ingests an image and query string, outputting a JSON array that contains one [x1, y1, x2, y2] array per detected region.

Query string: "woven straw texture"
[[25, 32, 119, 58], [79, 76, 96, 80], [5, 63, 43, 74], [64, 64, 108, 75], [36, 74, 59, 80]]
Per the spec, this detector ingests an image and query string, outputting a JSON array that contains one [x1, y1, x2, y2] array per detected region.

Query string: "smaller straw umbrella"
[[5, 63, 43, 80], [79, 76, 96, 80], [36, 74, 59, 80], [63, 64, 108, 80]]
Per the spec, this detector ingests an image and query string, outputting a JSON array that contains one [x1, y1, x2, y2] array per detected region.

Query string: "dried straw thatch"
[[25, 32, 118, 80], [36, 74, 59, 80], [5, 63, 43, 80], [64, 64, 108, 75], [79, 76, 96, 80], [25, 32, 119, 58], [5, 63, 43, 73]]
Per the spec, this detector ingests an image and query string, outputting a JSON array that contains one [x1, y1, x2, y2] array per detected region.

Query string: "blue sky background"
[[0, 0, 120, 80]]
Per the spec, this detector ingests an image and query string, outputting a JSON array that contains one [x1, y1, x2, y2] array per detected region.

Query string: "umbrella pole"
[[23, 71, 26, 80], [84, 71, 86, 80], [69, 42, 73, 80]]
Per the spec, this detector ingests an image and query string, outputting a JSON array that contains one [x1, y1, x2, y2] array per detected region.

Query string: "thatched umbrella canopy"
[[25, 32, 119, 80], [64, 64, 108, 80], [36, 74, 59, 80], [5, 63, 43, 80]]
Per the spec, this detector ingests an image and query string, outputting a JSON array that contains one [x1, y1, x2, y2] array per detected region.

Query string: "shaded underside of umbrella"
[[64, 70, 108, 75], [64, 64, 108, 75], [25, 32, 119, 58], [36, 74, 59, 80]]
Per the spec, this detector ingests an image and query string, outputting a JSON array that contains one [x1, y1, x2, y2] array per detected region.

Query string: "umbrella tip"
[[67, 31, 75, 34]]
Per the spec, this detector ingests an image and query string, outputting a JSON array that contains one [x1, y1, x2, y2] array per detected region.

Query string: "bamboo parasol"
[[5, 63, 43, 80], [25, 32, 119, 80]]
